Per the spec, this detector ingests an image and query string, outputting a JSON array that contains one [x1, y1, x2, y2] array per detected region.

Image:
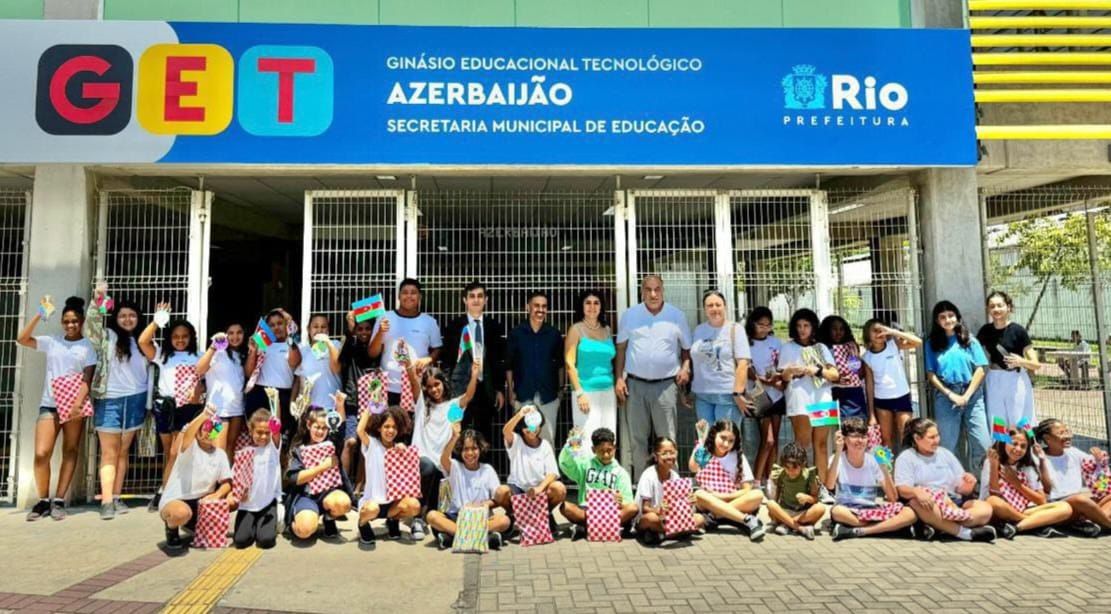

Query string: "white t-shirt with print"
[[713, 451, 755, 485], [977, 458, 1042, 501], [103, 332, 150, 399], [893, 447, 964, 495], [635, 467, 682, 515], [690, 322, 751, 395], [239, 442, 282, 512], [159, 439, 232, 510], [834, 452, 886, 508], [861, 339, 910, 400], [748, 335, 784, 403], [206, 350, 245, 418], [155, 349, 200, 401], [35, 335, 98, 407], [373, 311, 442, 393], [1044, 447, 1093, 501], [412, 394, 458, 469], [256, 342, 294, 388], [507, 436, 559, 490], [295, 339, 341, 408], [777, 341, 835, 416], [446, 458, 500, 515]]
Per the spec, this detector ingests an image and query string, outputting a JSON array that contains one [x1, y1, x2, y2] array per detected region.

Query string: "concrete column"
[[16, 165, 96, 508], [915, 168, 986, 331]]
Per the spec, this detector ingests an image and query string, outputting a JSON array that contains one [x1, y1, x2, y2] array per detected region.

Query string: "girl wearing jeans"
[[923, 300, 990, 473], [690, 291, 752, 446]]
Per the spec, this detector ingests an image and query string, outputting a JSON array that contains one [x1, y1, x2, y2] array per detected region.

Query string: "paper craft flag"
[[457, 327, 474, 361], [352, 294, 385, 323], [251, 318, 275, 351], [873, 446, 893, 468], [807, 401, 840, 427], [1016, 417, 1034, 440], [992, 416, 1011, 444]]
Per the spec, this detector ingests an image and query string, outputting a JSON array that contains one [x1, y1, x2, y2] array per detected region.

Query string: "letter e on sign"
[[36, 45, 133, 135], [138, 44, 233, 135]]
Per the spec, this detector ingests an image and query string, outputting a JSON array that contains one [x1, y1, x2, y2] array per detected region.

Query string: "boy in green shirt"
[[766, 442, 826, 540], [559, 427, 637, 539]]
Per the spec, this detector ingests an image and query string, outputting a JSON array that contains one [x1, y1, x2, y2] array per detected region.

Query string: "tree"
[[995, 212, 1111, 330]]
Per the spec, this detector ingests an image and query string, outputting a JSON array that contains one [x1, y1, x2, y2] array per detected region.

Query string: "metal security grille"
[[0, 190, 30, 503], [627, 191, 718, 328], [301, 191, 405, 335], [413, 191, 619, 473], [90, 188, 211, 497], [982, 185, 1111, 447]]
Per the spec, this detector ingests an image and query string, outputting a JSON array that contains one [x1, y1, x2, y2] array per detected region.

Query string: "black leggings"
[[419, 457, 441, 512], [234, 500, 278, 549]]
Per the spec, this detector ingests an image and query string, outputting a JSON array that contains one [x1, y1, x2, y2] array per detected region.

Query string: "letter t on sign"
[[257, 58, 316, 123]]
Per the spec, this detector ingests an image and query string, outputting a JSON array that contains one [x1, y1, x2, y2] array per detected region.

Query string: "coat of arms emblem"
[[782, 65, 827, 110]]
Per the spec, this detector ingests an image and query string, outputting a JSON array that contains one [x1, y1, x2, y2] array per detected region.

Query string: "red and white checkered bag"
[[586, 489, 622, 542], [926, 487, 971, 522], [851, 501, 904, 523], [511, 492, 554, 547], [232, 447, 255, 501], [662, 478, 698, 537], [996, 471, 1032, 512], [193, 499, 230, 549], [400, 376, 415, 412], [357, 371, 387, 415], [300, 441, 342, 495], [50, 372, 92, 423], [1081, 457, 1111, 499], [696, 457, 736, 494], [384, 445, 421, 502], [866, 424, 883, 449], [244, 352, 265, 393], [831, 344, 863, 388], [173, 365, 198, 407], [234, 430, 253, 454]]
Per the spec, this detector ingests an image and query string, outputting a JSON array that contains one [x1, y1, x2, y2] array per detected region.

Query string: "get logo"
[[35, 43, 334, 137]]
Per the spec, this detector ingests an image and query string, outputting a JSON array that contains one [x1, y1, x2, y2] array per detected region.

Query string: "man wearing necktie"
[[442, 280, 507, 470]]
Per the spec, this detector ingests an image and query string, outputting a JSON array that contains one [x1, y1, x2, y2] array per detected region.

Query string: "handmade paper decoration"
[[992, 416, 1011, 444], [696, 457, 735, 493], [807, 401, 840, 428], [153, 307, 170, 329], [311, 337, 330, 359], [95, 294, 114, 315], [173, 365, 199, 407], [38, 295, 55, 320], [357, 371, 387, 415], [192, 499, 230, 549], [200, 416, 223, 441], [446, 399, 464, 424], [384, 446, 422, 501], [50, 372, 92, 423], [873, 446, 894, 469], [586, 489, 622, 542], [300, 441, 342, 495], [393, 338, 411, 365], [232, 447, 255, 501], [212, 333, 228, 352], [1016, 417, 1035, 441], [1081, 456, 1111, 498], [523, 407, 542, 432], [661, 478, 697, 537], [264, 387, 280, 416], [452, 506, 489, 553], [352, 294, 385, 323], [800, 345, 825, 387], [511, 492, 554, 547]]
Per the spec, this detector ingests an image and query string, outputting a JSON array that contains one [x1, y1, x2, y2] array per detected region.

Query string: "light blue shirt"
[[924, 335, 988, 385]]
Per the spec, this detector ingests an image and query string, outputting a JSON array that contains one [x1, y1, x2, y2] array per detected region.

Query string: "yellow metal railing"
[[970, 1, 1111, 139]]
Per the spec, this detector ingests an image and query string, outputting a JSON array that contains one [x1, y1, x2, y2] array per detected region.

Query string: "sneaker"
[[386, 519, 402, 540], [999, 522, 1017, 541], [100, 502, 115, 520], [797, 525, 816, 541], [819, 485, 835, 505], [970, 526, 997, 543], [743, 515, 765, 542], [1069, 520, 1101, 538], [568, 524, 586, 541], [322, 517, 339, 538], [358, 522, 376, 545], [113, 498, 129, 515], [703, 513, 720, 532], [487, 531, 503, 551], [411, 518, 427, 541], [148, 492, 162, 513], [832, 523, 858, 542], [50, 500, 66, 521], [26, 500, 50, 522], [548, 514, 559, 538], [637, 530, 662, 547], [436, 531, 453, 550], [773, 524, 790, 536], [1034, 526, 1067, 539], [165, 527, 185, 551], [912, 521, 936, 542]]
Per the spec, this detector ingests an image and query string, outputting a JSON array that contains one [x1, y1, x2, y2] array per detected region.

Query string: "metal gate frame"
[[301, 190, 406, 334], [0, 190, 31, 504]]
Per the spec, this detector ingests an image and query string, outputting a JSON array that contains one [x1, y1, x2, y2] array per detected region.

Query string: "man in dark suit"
[[441, 280, 507, 466]]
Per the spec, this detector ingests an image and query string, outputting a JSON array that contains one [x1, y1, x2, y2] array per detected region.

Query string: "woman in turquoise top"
[[565, 290, 617, 449], [923, 300, 990, 473]]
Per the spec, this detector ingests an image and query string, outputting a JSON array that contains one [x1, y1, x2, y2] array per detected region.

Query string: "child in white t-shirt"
[[635, 437, 706, 545], [979, 426, 1071, 539], [231, 408, 283, 549], [494, 405, 565, 531], [159, 405, 233, 550], [356, 406, 422, 545], [688, 419, 765, 541], [1035, 418, 1111, 535], [861, 319, 922, 450], [425, 422, 510, 550], [827, 418, 916, 541]]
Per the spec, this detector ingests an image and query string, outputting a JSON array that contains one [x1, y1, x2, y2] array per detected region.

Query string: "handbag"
[[734, 323, 774, 418]]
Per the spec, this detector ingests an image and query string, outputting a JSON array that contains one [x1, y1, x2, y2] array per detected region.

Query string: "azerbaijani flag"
[[992, 416, 1011, 443], [251, 318, 275, 351], [807, 401, 840, 427], [1016, 417, 1034, 440], [457, 326, 474, 361], [351, 293, 385, 323]]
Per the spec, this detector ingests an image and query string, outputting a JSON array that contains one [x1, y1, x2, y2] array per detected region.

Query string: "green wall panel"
[[517, 0, 648, 27], [648, 0, 782, 27], [782, 0, 907, 27], [0, 0, 42, 19], [379, 0, 514, 26], [239, 0, 379, 24], [103, 0, 239, 22]]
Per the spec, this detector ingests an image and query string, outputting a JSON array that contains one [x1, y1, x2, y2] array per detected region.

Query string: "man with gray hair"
[[615, 275, 692, 479]]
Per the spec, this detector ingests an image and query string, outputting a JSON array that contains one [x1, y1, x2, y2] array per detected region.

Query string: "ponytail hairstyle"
[[159, 319, 199, 364], [985, 290, 1014, 312], [901, 417, 937, 453], [1034, 418, 1063, 445], [61, 296, 86, 321], [648, 436, 679, 466], [108, 298, 144, 360]]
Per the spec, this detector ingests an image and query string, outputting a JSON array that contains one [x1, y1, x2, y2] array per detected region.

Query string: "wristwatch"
[[732, 391, 744, 397]]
